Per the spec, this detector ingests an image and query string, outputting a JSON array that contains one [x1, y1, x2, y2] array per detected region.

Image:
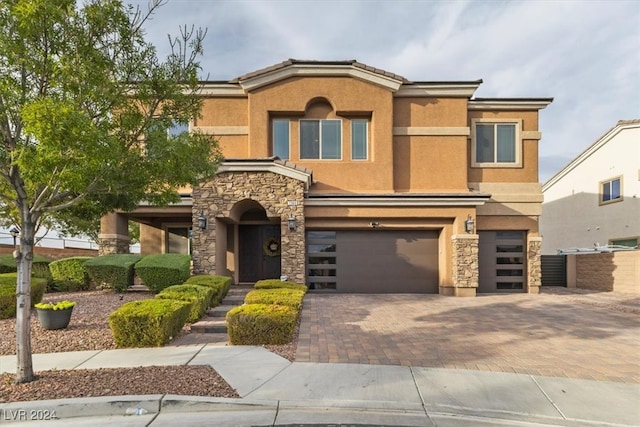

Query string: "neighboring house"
[[99, 59, 552, 295], [541, 119, 640, 255]]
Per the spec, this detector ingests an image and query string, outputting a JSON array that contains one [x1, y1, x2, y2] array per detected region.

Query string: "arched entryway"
[[233, 200, 282, 282]]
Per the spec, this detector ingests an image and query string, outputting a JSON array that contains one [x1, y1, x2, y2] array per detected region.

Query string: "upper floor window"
[[351, 120, 368, 160], [600, 176, 622, 204], [168, 121, 189, 137], [300, 119, 341, 160], [273, 119, 290, 159], [472, 119, 521, 167]]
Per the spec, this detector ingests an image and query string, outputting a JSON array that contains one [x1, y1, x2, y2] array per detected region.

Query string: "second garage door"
[[307, 230, 439, 293]]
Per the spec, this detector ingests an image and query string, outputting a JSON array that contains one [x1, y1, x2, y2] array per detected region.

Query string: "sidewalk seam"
[[530, 375, 567, 420], [184, 344, 208, 365], [409, 366, 435, 426], [71, 350, 104, 370], [242, 361, 294, 398]]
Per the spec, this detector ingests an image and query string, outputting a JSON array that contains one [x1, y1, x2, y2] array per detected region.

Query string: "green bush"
[[226, 304, 298, 345], [85, 254, 143, 292], [48, 257, 93, 292], [0, 274, 47, 319], [109, 299, 190, 347], [134, 254, 191, 293], [0, 253, 51, 275], [156, 284, 214, 323], [254, 279, 307, 293], [244, 288, 305, 310], [185, 275, 232, 305]]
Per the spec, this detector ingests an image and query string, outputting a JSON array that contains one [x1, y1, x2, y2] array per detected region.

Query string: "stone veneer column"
[[527, 237, 542, 294], [191, 171, 306, 283], [97, 213, 130, 255], [446, 234, 479, 297]]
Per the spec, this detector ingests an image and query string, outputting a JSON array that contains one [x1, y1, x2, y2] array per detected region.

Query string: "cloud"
[[129, 0, 639, 181]]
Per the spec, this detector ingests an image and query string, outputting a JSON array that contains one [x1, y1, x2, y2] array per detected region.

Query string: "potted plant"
[[34, 300, 76, 330]]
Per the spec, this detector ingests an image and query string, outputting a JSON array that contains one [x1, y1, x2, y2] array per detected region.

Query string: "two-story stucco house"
[[99, 59, 552, 296], [541, 119, 640, 254]]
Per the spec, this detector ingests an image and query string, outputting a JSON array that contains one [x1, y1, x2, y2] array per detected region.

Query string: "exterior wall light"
[[9, 226, 19, 247], [287, 216, 297, 231], [197, 213, 208, 230], [464, 215, 475, 233]]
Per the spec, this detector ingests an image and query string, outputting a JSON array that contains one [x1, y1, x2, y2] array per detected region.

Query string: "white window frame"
[[299, 119, 342, 160], [471, 118, 522, 168], [600, 176, 623, 205], [351, 119, 368, 160]]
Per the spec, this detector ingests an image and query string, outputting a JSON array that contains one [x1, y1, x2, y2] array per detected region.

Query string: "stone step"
[[208, 305, 236, 318], [223, 295, 245, 306], [190, 318, 227, 334]]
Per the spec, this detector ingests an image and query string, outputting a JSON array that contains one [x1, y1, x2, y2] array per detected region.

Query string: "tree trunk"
[[14, 220, 35, 383]]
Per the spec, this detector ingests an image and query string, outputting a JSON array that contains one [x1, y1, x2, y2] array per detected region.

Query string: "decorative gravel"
[[0, 289, 298, 402]]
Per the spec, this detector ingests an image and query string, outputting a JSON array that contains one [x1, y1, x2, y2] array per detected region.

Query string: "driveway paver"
[[295, 288, 640, 383]]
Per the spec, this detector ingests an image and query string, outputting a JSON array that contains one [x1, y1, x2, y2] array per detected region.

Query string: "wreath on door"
[[263, 237, 281, 257]]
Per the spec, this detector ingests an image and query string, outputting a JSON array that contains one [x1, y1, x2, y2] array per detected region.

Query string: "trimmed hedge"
[[227, 304, 298, 345], [185, 275, 232, 305], [156, 284, 214, 323], [0, 253, 51, 274], [254, 279, 307, 293], [0, 274, 47, 319], [134, 254, 191, 293], [85, 254, 143, 292], [244, 288, 305, 310], [109, 299, 190, 347], [48, 256, 93, 292]]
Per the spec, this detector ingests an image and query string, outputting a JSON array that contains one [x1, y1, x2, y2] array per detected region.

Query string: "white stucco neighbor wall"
[[541, 120, 640, 254]]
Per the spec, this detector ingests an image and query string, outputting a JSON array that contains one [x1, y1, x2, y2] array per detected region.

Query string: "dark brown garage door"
[[309, 230, 438, 293]]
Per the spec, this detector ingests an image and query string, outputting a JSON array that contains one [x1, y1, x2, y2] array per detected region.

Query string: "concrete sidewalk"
[[1, 345, 639, 426]]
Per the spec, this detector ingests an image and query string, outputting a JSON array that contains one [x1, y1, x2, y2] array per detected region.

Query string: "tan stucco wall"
[[394, 135, 469, 191], [197, 98, 248, 126], [139, 224, 163, 255], [394, 97, 468, 127]]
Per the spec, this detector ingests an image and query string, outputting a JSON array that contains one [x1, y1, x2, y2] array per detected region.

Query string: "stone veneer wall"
[[527, 237, 542, 294], [97, 236, 130, 255], [573, 251, 639, 294], [450, 234, 479, 293], [191, 171, 306, 283]]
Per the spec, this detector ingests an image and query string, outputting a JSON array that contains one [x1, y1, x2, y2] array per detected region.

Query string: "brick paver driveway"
[[295, 288, 640, 383]]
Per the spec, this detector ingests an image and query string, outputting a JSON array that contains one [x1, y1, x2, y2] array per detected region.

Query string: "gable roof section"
[[217, 157, 313, 191], [229, 59, 408, 92], [542, 119, 640, 191]]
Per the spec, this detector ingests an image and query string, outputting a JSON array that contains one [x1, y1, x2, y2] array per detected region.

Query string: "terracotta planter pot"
[[36, 307, 74, 330]]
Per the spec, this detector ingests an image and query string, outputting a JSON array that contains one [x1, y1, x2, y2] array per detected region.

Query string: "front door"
[[239, 224, 281, 282]]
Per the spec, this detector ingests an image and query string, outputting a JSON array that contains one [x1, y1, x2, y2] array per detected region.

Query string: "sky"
[[131, 0, 639, 183]]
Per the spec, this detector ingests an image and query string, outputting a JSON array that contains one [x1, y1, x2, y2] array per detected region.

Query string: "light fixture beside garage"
[[464, 215, 475, 233], [197, 212, 208, 230]]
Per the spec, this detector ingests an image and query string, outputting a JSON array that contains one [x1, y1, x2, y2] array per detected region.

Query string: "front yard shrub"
[[185, 275, 232, 305], [254, 279, 307, 293], [109, 299, 190, 347], [85, 254, 143, 292], [0, 253, 51, 275], [48, 257, 93, 292], [0, 274, 47, 319], [244, 288, 305, 310], [156, 284, 214, 323], [226, 303, 298, 345], [134, 254, 191, 293]]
